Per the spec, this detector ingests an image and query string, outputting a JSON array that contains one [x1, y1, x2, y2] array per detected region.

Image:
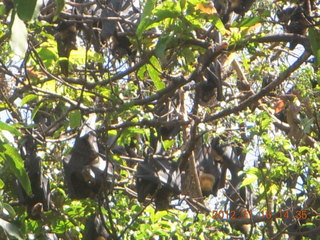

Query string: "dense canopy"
[[0, 0, 319, 239]]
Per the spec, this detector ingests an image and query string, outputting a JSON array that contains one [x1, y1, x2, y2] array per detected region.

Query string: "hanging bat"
[[17, 135, 50, 219], [63, 114, 113, 199], [195, 144, 222, 197], [55, 21, 77, 76], [197, 62, 224, 106], [230, 0, 255, 15], [83, 214, 109, 240], [277, 5, 310, 50], [136, 155, 181, 210]]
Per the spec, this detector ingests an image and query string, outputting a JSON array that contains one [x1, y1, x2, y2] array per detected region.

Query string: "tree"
[[0, 0, 319, 239]]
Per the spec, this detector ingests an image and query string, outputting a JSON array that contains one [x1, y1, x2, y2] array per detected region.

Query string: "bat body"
[[64, 114, 113, 199], [17, 135, 50, 219], [136, 156, 181, 210], [83, 214, 109, 240]]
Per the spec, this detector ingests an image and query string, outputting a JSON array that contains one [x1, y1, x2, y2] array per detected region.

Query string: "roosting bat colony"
[[8, 0, 318, 239]]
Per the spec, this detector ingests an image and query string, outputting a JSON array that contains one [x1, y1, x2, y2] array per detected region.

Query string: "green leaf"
[[298, 146, 309, 154], [269, 184, 278, 195], [0, 5, 5, 16], [137, 65, 147, 80], [180, 0, 187, 10], [301, 118, 313, 134], [308, 28, 320, 66], [140, 0, 156, 20], [31, 103, 42, 122], [246, 167, 260, 176], [0, 142, 32, 197], [136, 18, 153, 39], [147, 64, 164, 90], [9, 13, 28, 56], [53, 0, 65, 21], [211, 14, 226, 35], [155, 9, 179, 22], [258, 112, 271, 129], [136, 8, 178, 39], [136, 0, 156, 38], [155, 36, 170, 63], [0, 122, 22, 136], [3, 203, 16, 217], [37, 47, 58, 61], [147, 56, 165, 90], [20, 94, 37, 106], [150, 55, 162, 72], [0, 179, 4, 189], [162, 139, 174, 151], [241, 173, 258, 187], [15, 0, 37, 21], [235, 17, 262, 28], [69, 110, 82, 129], [0, 218, 23, 240]]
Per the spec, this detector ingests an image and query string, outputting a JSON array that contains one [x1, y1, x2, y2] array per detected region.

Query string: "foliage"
[[0, 0, 319, 239]]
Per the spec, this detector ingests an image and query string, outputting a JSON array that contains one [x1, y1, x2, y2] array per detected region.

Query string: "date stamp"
[[212, 210, 309, 220]]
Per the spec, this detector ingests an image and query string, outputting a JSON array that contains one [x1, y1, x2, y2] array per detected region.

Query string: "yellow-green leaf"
[[0, 122, 22, 136], [241, 173, 258, 187], [0, 142, 32, 197], [69, 110, 82, 129], [20, 94, 37, 106], [9, 14, 28, 56], [309, 28, 320, 66]]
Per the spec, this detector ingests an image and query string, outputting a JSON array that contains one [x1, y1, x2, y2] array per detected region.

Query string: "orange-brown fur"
[[199, 172, 215, 192]]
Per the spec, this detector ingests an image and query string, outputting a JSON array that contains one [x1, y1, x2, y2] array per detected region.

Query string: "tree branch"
[[204, 51, 312, 123], [251, 34, 311, 51]]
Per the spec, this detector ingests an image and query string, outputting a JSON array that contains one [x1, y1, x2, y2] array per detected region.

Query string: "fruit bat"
[[210, 137, 243, 180], [154, 98, 181, 141], [230, 0, 255, 15], [100, 0, 123, 41], [229, 197, 251, 236], [211, 138, 251, 235], [277, 6, 309, 50], [55, 21, 77, 76], [17, 135, 50, 219], [228, 171, 251, 236], [63, 114, 113, 199], [195, 144, 222, 197], [213, 0, 231, 23], [136, 155, 181, 211], [100, 0, 136, 58], [112, 32, 133, 57], [83, 214, 109, 240], [194, 137, 244, 197], [197, 62, 224, 106]]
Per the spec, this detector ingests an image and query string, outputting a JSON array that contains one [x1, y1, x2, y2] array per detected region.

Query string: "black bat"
[[55, 21, 77, 76], [83, 214, 109, 240], [230, 0, 255, 15], [211, 138, 252, 235], [63, 114, 113, 199], [136, 155, 181, 210], [17, 135, 50, 219], [210, 137, 243, 179], [195, 144, 222, 197], [197, 62, 224, 106], [195, 137, 245, 197], [154, 97, 181, 141], [277, 5, 310, 50]]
